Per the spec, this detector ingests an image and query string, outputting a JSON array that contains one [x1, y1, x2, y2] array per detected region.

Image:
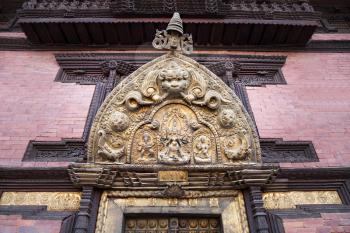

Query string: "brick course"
[[0, 215, 61, 233], [283, 213, 350, 233], [247, 52, 350, 168], [0, 51, 94, 167]]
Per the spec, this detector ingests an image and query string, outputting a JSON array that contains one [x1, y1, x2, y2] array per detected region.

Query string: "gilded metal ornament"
[[0, 192, 81, 211], [263, 191, 342, 210], [88, 52, 260, 165], [85, 12, 260, 166], [95, 191, 248, 233], [158, 171, 188, 182]]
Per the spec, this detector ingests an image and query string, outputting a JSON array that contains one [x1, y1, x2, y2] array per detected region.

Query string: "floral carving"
[[109, 111, 129, 132], [218, 108, 236, 128], [222, 135, 250, 161]]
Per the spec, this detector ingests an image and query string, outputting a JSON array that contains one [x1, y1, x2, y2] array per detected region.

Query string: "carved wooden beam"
[[67, 163, 278, 189], [17, 0, 320, 46]]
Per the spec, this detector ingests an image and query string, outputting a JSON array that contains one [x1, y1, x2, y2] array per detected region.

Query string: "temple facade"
[[0, 1, 350, 233]]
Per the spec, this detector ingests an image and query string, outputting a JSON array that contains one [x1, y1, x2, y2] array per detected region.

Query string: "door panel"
[[124, 216, 222, 233]]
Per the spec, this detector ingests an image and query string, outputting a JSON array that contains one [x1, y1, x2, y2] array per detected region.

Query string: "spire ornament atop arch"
[[87, 13, 261, 166]]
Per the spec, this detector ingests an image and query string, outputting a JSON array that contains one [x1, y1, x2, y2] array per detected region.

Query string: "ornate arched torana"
[[66, 11, 279, 194], [69, 13, 277, 233], [88, 53, 260, 166]]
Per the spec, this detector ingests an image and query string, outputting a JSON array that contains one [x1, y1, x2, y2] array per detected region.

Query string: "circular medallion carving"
[[218, 108, 235, 128], [109, 111, 129, 132]]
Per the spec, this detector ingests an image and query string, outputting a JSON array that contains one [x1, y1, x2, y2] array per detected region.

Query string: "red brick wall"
[[0, 215, 61, 233], [0, 51, 94, 167], [0, 51, 349, 168], [248, 53, 350, 168], [283, 213, 350, 233]]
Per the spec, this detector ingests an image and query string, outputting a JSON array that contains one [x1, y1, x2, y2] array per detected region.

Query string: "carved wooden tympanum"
[[88, 52, 260, 166]]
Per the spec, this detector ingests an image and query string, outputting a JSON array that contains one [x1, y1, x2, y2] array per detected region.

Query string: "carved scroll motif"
[[88, 53, 261, 165]]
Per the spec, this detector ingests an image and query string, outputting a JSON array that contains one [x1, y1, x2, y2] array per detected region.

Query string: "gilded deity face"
[[218, 109, 235, 128], [158, 62, 190, 94]]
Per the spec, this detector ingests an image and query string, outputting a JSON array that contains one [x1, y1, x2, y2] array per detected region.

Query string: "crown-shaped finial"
[[166, 12, 184, 35], [152, 12, 193, 54]]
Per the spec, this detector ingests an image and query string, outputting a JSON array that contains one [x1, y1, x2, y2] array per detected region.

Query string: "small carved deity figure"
[[218, 108, 236, 128], [158, 120, 190, 164], [137, 131, 156, 161], [193, 135, 212, 164], [97, 129, 125, 163], [159, 135, 190, 164], [109, 111, 129, 132]]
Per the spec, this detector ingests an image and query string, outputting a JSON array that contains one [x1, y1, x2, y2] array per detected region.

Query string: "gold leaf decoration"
[[0, 192, 81, 211], [262, 191, 342, 209]]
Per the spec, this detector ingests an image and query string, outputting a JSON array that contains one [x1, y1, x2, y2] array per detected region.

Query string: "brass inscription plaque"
[[158, 171, 188, 182]]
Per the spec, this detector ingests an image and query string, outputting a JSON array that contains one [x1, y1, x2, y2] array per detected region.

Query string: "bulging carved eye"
[[181, 70, 189, 78], [159, 71, 166, 80], [147, 87, 156, 95]]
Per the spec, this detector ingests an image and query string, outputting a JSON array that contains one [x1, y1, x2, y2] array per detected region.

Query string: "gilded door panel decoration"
[[262, 191, 342, 209], [95, 191, 249, 233], [124, 216, 222, 233], [0, 192, 81, 211]]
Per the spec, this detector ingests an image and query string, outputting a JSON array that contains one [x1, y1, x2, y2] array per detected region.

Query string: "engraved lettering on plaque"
[[158, 171, 188, 182]]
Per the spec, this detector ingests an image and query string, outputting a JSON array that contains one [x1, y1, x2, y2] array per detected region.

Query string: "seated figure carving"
[[97, 129, 125, 163], [158, 119, 190, 165], [137, 131, 156, 162], [193, 135, 212, 164]]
